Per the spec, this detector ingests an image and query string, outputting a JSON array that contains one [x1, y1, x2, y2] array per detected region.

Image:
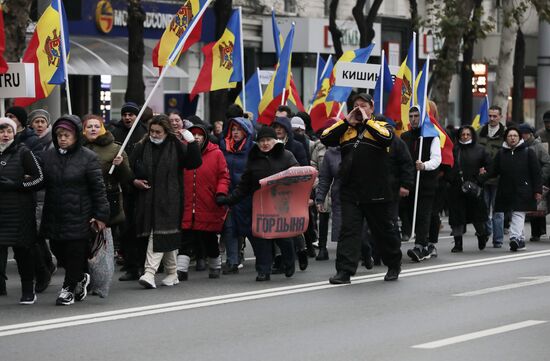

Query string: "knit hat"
[[290, 116, 306, 130], [121, 102, 140, 116], [54, 119, 77, 134], [256, 126, 277, 141], [5, 106, 28, 127], [0, 117, 17, 133], [28, 109, 51, 125], [543, 111, 550, 122], [518, 123, 534, 135]]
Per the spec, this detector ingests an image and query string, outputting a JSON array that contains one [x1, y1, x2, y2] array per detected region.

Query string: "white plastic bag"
[[88, 228, 115, 298]]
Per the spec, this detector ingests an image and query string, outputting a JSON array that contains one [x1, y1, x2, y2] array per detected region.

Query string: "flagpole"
[[238, 7, 246, 111], [380, 49, 385, 113], [308, 54, 332, 113], [336, 102, 344, 118], [57, 0, 71, 115], [410, 56, 430, 241], [411, 31, 416, 106], [314, 52, 320, 93], [281, 88, 286, 106], [109, 0, 213, 175], [256, 67, 262, 100]]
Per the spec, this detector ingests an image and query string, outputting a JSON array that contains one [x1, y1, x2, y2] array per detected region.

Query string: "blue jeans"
[[483, 184, 504, 244], [222, 211, 239, 266]]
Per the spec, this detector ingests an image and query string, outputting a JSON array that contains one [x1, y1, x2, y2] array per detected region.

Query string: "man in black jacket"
[[321, 93, 402, 283], [400, 106, 441, 262]]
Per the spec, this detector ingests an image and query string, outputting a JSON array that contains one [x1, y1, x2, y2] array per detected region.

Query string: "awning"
[[68, 36, 188, 78]]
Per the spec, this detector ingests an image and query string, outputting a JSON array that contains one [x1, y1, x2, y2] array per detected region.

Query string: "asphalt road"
[[2, 220, 550, 361]]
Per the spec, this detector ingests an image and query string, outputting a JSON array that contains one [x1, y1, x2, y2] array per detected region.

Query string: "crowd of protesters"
[[1, 98, 549, 304]]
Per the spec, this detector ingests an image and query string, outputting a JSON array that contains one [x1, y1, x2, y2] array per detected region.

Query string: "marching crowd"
[[1, 95, 550, 305]]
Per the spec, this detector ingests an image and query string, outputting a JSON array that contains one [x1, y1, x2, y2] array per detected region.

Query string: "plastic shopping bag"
[[88, 228, 115, 298]]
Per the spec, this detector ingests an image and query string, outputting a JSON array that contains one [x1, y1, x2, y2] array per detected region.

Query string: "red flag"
[[0, 4, 8, 74]]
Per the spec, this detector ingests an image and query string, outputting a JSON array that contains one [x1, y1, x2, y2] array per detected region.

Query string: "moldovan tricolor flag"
[[373, 53, 393, 114], [0, 4, 8, 74], [271, 11, 305, 112], [386, 39, 415, 135], [235, 69, 262, 122], [472, 95, 489, 130], [309, 57, 341, 131], [190, 9, 242, 98], [152, 0, 209, 70], [15, 0, 70, 107], [257, 23, 295, 125], [325, 45, 375, 103]]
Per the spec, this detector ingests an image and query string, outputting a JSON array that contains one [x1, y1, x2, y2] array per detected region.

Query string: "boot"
[[477, 234, 489, 250], [208, 256, 221, 279], [451, 236, 463, 253], [315, 247, 329, 261], [177, 255, 190, 281]]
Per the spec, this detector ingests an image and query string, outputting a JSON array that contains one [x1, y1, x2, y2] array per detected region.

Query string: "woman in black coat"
[[490, 127, 542, 252], [0, 118, 44, 304], [447, 126, 491, 252], [218, 126, 298, 281], [41, 115, 110, 306]]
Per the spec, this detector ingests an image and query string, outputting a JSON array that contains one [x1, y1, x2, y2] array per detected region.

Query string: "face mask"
[[150, 136, 164, 145], [459, 139, 473, 145], [0, 139, 14, 152], [58, 148, 68, 155]]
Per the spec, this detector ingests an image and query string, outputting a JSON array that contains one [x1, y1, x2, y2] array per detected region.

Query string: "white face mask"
[[0, 139, 14, 152], [459, 139, 473, 145], [58, 148, 68, 155], [149, 136, 164, 145]]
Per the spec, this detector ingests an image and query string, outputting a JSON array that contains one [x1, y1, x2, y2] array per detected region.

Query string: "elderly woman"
[[131, 115, 201, 289], [490, 127, 543, 251], [0, 118, 44, 304], [217, 126, 298, 281], [40, 115, 110, 306], [446, 125, 491, 252]]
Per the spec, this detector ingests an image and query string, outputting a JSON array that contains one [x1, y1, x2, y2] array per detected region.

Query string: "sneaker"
[[329, 271, 351, 284], [401, 234, 410, 242], [56, 287, 75, 306], [315, 247, 329, 261], [516, 240, 526, 251], [19, 293, 37, 305], [177, 270, 188, 281], [161, 273, 179, 286], [139, 273, 157, 289], [510, 238, 519, 251], [222, 263, 239, 275], [407, 246, 430, 262], [74, 273, 90, 301], [384, 267, 401, 281], [493, 242, 503, 248], [427, 244, 438, 258], [530, 236, 540, 242], [256, 273, 270, 281]]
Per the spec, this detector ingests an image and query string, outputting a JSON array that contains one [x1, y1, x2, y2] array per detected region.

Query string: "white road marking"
[[412, 320, 547, 349], [2, 250, 550, 337], [454, 276, 550, 296]]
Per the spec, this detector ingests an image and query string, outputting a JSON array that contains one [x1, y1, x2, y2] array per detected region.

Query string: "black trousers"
[[0, 246, 35, 293], [250, 237, 294, 275], [120, 194, 147, 273], [400, 194, 434, 247], [180, 230, 220, 259], [318, 212, 330, 247], [337, 200, 402, 274], [530, 216, 547, 238], [50, 239, 88, 291]]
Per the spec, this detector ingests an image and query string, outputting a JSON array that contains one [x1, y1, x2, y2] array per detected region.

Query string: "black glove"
[[216, 195, 229, 206], [0, 176, 18, 190]]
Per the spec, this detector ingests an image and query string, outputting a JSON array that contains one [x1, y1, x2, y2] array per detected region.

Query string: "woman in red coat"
[[178, 124, 230, 280]]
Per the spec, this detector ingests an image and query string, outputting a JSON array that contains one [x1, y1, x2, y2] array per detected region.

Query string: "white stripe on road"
[[412, 320, 547, 349], [454, 276, 550, 297], [1, 250, 550, 337]]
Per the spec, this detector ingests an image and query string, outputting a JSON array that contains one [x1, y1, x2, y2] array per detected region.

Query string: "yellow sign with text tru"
[[96, 0, 114, 34]]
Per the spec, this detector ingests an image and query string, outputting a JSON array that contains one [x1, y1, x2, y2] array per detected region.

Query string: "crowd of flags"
[[1, 2, 493, 151]]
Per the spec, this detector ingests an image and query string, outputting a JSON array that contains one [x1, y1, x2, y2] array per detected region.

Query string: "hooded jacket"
[[182, 124, 230, 232], [272, 116, 308, 166], [40, 115, 110, 241]]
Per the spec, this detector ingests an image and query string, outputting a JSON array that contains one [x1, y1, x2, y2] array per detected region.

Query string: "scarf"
[[134, 138, 183, 252], [0, 139, 14, 153]]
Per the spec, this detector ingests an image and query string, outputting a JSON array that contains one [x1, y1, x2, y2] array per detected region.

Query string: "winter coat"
[[401, 128, 439, 197], [220, 117, 255, 237], [315, 146, 341, 242], [83, 131, 133, 226], [311, 140, 329, 210], [40, 116, 110, 241], [272, 117, 309, 166], [321, 117, 395, 203], [478, 123, 505, 185], [388, 135, 415, 198], [0, 142, 43, 247], [31, 127, 54, 162], [446, 138, 491, 227], [535, 127, 550, 153], [228, 142, 298, 211], [524, 136, 550, 184], [490, 140, 543, 212], [111, 121, 148, 158], [182, 134, 230, 232], [15, 127, 40, 153], [131, 135, 202, 252]]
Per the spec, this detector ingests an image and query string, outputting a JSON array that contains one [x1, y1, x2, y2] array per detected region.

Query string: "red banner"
[[252, 166, 318, 239]]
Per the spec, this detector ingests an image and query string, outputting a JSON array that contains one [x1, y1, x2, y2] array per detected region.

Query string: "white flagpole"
[[238, 7, 246, 111], [411, 31, 416, 107], [314, 52, 320, 93], [335, 102, 344, 118], [380, 49, 385, 113], [57, 0, 72, 115], [410, 56, 430, 241], [281, 88, 286, 106], [256, 67, 262, 100], [308, 54, 332, 113], [109, 0, 213, 174]]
